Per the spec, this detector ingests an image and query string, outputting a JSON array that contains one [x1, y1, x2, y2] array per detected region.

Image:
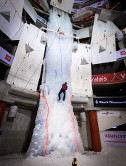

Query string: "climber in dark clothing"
[[58, 82, 68, 101]]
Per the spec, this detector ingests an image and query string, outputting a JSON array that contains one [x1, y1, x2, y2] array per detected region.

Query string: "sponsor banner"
[[92, 74, 109, 84], [109, 71, 126, 83], [103, 132, 126, 146], [0, 46, 14, 66], [94, 98, 126, 107], [72, 0, 108, 13], [92, 71, 126, 84], [116, 49, 126, 59], [37, 15, 47, 25]]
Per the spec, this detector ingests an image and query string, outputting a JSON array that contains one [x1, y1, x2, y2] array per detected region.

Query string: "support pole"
[[0, 102, 6, 126], [88, 111, 101, 152]]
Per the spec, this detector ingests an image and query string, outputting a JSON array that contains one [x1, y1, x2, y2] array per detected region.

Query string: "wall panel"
[[7, 23, 46, 91]]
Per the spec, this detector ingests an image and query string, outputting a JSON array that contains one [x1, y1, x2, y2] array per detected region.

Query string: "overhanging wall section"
[[91, 14, 118, 64], [0, 0, 24, 40], [92, 35, 116, 64]]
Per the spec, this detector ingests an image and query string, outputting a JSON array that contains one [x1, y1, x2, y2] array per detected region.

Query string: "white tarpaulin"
[[0, 46, 14, 66], [103, 132, 126, 146], [0, 0, 24, 40], [116, 49, 126, 59]]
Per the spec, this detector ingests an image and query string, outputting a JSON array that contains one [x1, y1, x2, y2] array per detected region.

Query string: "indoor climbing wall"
[[0, 0, 24, 40], [71, 43, 92, 98], [6, 23, 46, 91], [27, 7, 84, 156], [91, 14, 119, 64]]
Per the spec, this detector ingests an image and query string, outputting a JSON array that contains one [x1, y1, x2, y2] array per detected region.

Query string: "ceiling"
[[28, 0, 126, 30]]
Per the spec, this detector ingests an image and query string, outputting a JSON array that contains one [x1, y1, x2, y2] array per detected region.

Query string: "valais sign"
[[92, 71, 126, 84]]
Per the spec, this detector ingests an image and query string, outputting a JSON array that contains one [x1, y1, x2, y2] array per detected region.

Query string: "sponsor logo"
[[120, 51, 126, 55], [104, 133, 126, 138], [92, 75, 109, 83], [5, 54, 11, 62]]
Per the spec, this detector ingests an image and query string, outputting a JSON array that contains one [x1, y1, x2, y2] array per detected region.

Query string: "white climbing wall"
[[71, 43, 92, 98], [6, 23, 46, 91], [0, 0, 24, 40], [91, 14, 119, 64]]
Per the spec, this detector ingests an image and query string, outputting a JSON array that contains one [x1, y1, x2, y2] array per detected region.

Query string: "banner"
[[109, 71, 126, 83], [92, 74, 109, 84], [92, 71, 126, 84], [37, 15, 47, 25], [103, 132, 126, 146], [72, 0, 108, 13], [116, 49, 126, 59], [94, 98, 126, 107], [0, 46, 14, 66]]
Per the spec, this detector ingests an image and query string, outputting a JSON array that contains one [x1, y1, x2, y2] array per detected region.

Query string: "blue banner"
[[94, 98, 126, 107], [72, 0, 108, 13], [37, 15, 47, 25]]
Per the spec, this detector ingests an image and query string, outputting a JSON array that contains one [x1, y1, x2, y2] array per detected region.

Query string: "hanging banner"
[[72, 0, 108, 13], [37, 15, 47, 25], [109, 71, 126, 83], [0, 46, 14, 66], [92, 71, 126, 84], [92, 74, 109, 84], [103, 132, 126, 146], [116, 49, 126, 59], [94, 98, 126, 107]]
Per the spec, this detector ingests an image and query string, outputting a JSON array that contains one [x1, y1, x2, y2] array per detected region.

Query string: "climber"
[[58, 82, 68, 101]]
